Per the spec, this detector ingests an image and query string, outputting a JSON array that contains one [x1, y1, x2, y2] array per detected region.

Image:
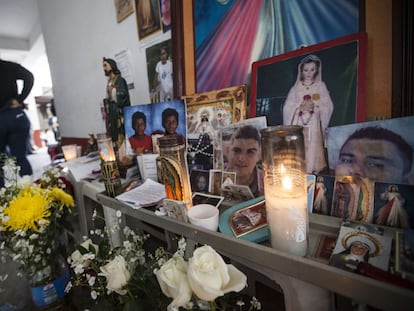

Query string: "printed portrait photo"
[[123, 99, 187, 155], [326, 116, 414, 186], [221, 117, 267, 198], [190, 169, 210, 193]]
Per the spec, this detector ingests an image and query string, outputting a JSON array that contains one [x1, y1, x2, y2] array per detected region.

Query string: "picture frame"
[[250, 32, 367, 126], [145, 39, 173, 103], [114, 0, 134, 23], [135, 0, 162, 40], [182, 85, 247, 170]]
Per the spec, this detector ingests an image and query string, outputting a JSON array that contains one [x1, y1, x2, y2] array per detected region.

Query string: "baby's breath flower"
[[87, 276, 96, 286], [64, 281, 73, 293], [91, 290, 98, 300], [92, 209, 97, 220], [74, 265, 84, 275], [251, 296, 261, 310]]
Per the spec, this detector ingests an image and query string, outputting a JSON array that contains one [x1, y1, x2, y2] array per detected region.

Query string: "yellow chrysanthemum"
[[48, 187, 75, 210], [2, 191, 51, 232]]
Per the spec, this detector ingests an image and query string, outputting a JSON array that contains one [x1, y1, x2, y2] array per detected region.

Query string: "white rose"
[[187, 245, 247, 301], [156, 256, 192, 310], [99, 255, 131, 295], [70, 239, 98, 267]]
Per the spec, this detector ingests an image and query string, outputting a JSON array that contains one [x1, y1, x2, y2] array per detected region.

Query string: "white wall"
[[22, 35, 53, 130], [37, 0, 170, 138]]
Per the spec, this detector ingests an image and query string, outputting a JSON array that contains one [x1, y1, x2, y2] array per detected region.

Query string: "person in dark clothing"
[[0, 59, 34, 186]]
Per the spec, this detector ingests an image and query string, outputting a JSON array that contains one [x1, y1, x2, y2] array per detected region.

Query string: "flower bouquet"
[[0, 155, 75, 307], [67, 210, 261, 311], [66, 215, 170, 310]]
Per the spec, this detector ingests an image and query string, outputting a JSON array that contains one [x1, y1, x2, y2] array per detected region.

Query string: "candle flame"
[[280, 164, 293, 191], [282, 175, 293, 190]]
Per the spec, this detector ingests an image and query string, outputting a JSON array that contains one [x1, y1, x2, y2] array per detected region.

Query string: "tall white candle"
[[265, 193, 308, 256], [260, 125, 308, 257]]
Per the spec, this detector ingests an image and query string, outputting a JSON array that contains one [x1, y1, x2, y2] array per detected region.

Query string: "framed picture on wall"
[[182, 85, 247, 171], [146, 39, 173, 103], [250, 32, 367, 127], [135, 0, 162, 40], [114, 0, 134, 23]]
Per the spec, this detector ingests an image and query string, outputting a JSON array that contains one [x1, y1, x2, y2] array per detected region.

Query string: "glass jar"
[[260, 125, 308, 256], [157, 136, 192, 208]]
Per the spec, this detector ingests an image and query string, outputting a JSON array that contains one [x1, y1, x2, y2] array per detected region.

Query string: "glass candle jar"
[[261, 125, 308, 256], [157, 136, 192, 208]]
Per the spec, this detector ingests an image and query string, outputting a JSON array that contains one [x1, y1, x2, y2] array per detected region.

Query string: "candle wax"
[[266, 194, 308, 256]]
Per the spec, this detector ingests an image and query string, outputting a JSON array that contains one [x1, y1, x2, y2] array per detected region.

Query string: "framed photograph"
[[135, 0, 162, 40], [114, 0, 134, 23], [146, 39, 173, 103], [192, 192, 224, 208], [250, 32, 367, 127], [229, 199, 267, 238], [182, 85, 247, 170], [190, 169, 210, 193]]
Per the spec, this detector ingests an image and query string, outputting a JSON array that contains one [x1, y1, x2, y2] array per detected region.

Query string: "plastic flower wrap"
[[0, 155, 75, 279]]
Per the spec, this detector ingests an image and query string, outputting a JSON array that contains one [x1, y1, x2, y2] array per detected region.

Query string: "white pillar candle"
[[265, 193, 308, 256], [261, 125, 308, 257]]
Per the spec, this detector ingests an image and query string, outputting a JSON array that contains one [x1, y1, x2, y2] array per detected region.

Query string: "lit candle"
[[261, 126, 309, 257], [265, 171, 308, 256]]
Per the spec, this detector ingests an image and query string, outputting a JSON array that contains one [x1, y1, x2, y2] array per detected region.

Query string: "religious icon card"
[[229, 199, 267, 238], [329, 220, 393, 272], [330, 176, 375, 223]]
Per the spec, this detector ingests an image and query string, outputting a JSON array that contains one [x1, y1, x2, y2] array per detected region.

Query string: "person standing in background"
[[0, 59, 34, 186], [102, 57, 131, 152]]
